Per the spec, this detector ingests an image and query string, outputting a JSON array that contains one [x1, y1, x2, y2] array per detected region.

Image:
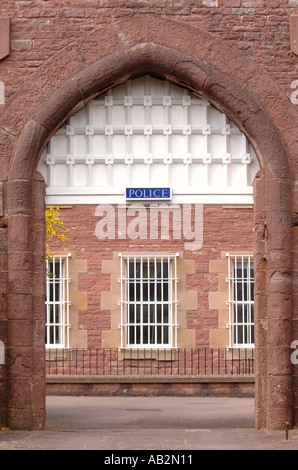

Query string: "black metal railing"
[[46, 347, 254, 377]]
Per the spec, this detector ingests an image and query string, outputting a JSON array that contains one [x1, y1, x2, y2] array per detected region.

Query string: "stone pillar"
[[5, 173, 46, 430], [0, 181, 8, 427], [253, 171, 268, 429], [266, 177, 293, 429], [31, 172, 47, 429], [254, 172, 293, 429]]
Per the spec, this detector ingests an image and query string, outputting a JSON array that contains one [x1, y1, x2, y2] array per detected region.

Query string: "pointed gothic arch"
[[1, 15, 297, 430]]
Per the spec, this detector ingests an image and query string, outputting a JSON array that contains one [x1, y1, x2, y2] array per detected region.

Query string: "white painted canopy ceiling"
[[38, 76, 259, 205]]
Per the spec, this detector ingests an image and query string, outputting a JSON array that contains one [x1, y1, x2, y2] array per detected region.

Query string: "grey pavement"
[[1, 396, 298, 451]]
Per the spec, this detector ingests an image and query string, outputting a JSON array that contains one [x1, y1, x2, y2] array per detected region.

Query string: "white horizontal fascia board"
[[45, 186, 253, 196], [171, 187, 253, 195], [46, 187, 124, 195]]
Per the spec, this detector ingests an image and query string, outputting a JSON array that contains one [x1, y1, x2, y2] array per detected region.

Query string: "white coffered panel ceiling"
[[38, 76, 259, 204]]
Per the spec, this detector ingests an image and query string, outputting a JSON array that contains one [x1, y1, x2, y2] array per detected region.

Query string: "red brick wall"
[[48, 204, 254, 348], [0, 1, 297, 103]]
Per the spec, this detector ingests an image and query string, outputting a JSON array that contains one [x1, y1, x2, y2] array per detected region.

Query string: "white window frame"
[[45, 254, 71, 349], [119, 253, 179, 349], [226, 253, 254, 348]]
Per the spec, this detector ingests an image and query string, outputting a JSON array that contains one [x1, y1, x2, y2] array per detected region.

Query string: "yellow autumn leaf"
[[46, 206, 69, 260]]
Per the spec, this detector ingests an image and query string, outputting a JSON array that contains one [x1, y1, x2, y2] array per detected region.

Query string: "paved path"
[[1, 396, 298, 451]]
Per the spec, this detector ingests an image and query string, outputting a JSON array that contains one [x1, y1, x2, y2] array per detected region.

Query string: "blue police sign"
[[126, 187, 172, 200]]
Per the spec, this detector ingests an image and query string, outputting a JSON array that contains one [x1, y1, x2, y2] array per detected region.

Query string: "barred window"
[[45, 254, 71, 349], [119, 254, 179, 349], [227, 254, 254, 348]]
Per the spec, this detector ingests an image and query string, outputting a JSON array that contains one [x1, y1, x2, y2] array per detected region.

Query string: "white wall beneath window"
[[38, 76, 259, 205]]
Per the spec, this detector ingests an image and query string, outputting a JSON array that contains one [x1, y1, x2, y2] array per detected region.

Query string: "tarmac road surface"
[[1, 396, 298, 451]]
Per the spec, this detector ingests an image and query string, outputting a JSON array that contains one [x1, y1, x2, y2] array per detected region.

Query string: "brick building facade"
[[0, 1, 298, 431], [40, 76, 257, 353]]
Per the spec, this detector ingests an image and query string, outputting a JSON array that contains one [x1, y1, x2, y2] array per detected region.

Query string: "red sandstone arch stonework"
[[0, 14, 298, 430]]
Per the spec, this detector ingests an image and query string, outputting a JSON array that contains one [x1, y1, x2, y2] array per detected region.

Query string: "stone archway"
[[1, 14, 297, 430]]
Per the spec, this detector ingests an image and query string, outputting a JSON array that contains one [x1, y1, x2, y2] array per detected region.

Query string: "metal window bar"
[[118, 253, 179, 349], [226, 254, 254, 348], [45, 254, 71, 349]]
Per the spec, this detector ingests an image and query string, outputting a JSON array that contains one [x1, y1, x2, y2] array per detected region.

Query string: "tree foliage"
[[46, 206, 69, 258]]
